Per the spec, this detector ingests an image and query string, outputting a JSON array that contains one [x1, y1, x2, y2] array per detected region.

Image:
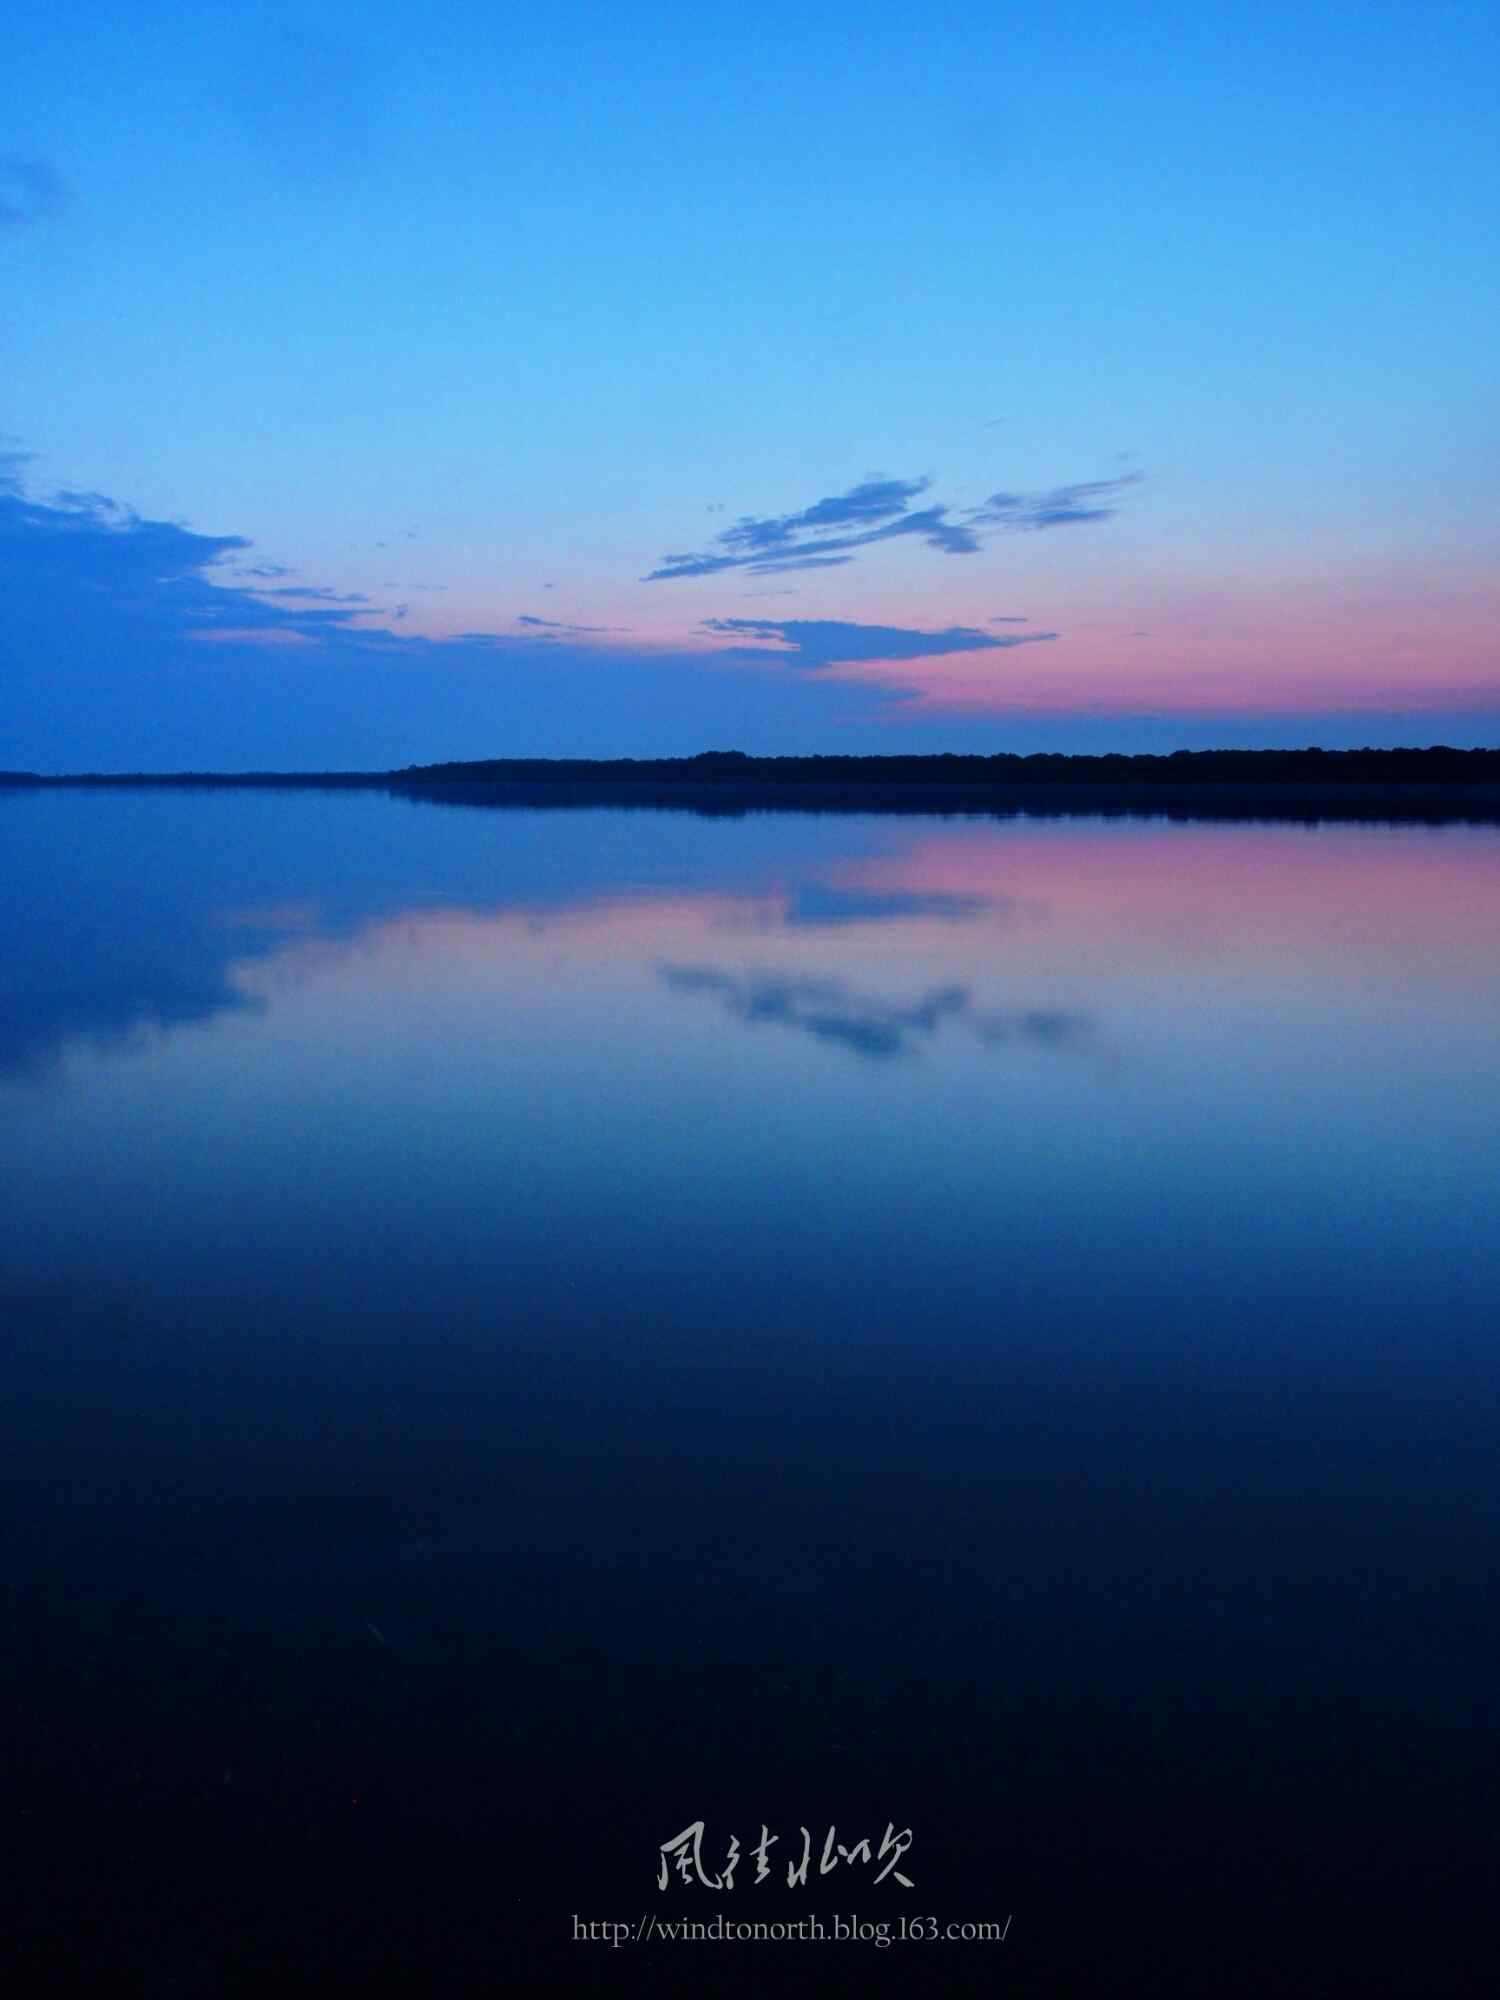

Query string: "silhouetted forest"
[[5, 746, 1499, 786], [394, 746, 1500, 787], [7, 747, 1500, 825]]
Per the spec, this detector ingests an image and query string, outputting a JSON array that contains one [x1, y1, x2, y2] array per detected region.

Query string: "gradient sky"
[[3, 0, 1497, 767]]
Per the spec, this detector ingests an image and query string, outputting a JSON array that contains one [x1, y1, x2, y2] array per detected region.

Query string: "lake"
[[3, 786, 1497, 1995]]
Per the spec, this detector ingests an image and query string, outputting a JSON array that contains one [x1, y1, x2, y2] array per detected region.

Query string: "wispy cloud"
[[0, 158, 66, 232], [967, 473, 1143, 531], [645, 475, 982, 579], [702, 616, 1058, 671], [736, 554, 857, 576], [646, 469, 1141, 580], [516, 614, 626, 634], [716, 475, 932, 550], [256, 586, 372, 604]]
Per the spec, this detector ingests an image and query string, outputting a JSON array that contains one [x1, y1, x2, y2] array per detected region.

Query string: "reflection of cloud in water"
[[660, 965, 1094, 1061], [2, 791, 912, 1080], [781, 884, 990, 928], [0, 954, 269, 1082], [969, 1007, 1095, 1048], [711, 878, 1037, 935]]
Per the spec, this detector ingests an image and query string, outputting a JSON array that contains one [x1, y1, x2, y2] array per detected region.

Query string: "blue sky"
[[3, 0, 1497, 766]]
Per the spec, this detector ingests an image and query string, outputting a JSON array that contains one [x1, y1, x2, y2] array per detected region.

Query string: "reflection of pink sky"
[[825, 823, 1500, 994], [224, 822, 1500, 1028], [25, 823, 1496, 1266]]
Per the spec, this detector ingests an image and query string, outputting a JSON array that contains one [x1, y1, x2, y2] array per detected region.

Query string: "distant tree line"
[[394, 746, 1500, 787], [6, 746, 1498, 791]]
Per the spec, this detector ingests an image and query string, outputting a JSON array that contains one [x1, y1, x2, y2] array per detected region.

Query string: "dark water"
[[3, 788, 1497, 1996]]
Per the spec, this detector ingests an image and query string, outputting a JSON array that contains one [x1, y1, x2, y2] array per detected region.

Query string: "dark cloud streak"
[[702, 617, 1058, 672], [645, 477, 982, 579], [517, 614, 625, 634], [257, 586, 372, 604], [647, 469, 1141, 580], [718, 476, 930, 553], [968, 473, 1144, 532]]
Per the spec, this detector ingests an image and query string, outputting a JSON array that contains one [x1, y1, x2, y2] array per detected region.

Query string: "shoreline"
[[7, 768, 1500, 824]]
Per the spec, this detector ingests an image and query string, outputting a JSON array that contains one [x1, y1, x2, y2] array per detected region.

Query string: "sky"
[[3, 0, 1497, 768]]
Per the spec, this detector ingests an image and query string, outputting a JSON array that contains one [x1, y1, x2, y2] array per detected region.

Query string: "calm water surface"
[[3, 789, 1497, 1994]]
